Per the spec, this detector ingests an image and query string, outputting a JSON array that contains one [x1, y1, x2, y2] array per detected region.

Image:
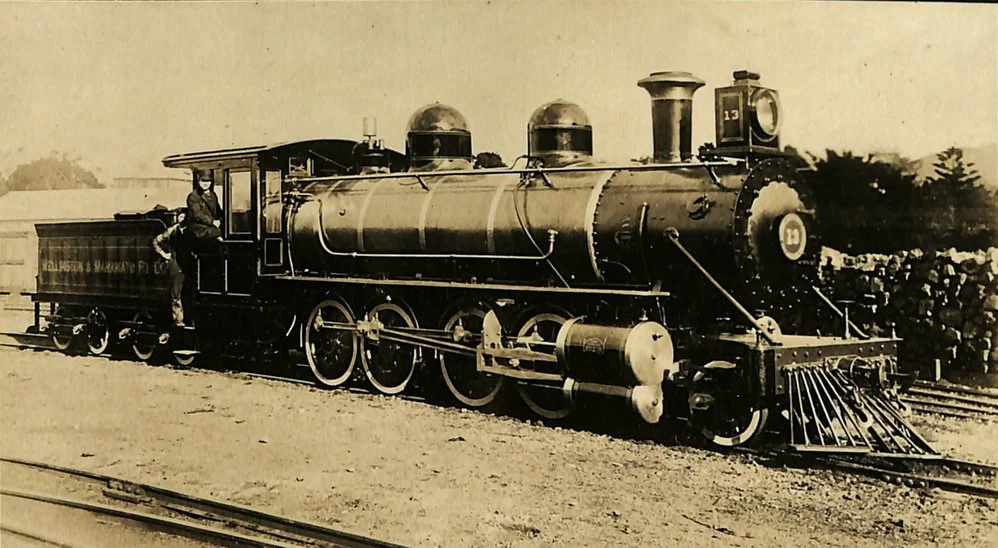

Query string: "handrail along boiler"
[[34, 70, 932, 456]]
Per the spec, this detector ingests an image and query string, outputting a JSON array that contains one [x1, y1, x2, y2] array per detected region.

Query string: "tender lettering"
[[41, 259, 160, 275]]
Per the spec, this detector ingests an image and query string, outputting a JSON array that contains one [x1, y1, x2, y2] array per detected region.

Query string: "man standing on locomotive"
[[153, 209, 193, 327], [186, 171, 222, 247]]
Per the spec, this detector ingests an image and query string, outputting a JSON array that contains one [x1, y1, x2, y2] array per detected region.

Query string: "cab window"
[[227, 170, 253, 235], [262, 170, 282, 234]]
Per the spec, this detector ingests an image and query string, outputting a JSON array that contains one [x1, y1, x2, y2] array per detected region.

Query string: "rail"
[[0, 456, 402, 548], [816, 457, 998, 499], [0, 331, 55, 351], [900, 382, 998, 421], [6, 339, 998, 505], [739, 448, 998, 500]]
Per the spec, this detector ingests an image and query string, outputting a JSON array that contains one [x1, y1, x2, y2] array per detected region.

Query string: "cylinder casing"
[[555, 318, 674, 386]]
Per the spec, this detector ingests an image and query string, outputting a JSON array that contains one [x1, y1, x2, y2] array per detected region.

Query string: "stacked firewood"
[[818, 248, 998, 376]]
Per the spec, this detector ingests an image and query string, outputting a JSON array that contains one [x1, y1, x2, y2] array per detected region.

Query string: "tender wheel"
[[440, 305, 504, 407], [50, 305, 75, 351], [516, 310, 572, 420], [690, 366, 769, 447], [85, 308, 110, 355], [51, 310, 74, 351], [51, 331, 73, 351], [172, 350, 197, 368], [131, 311, 157, 362], [304, 298, 358, 388], [361, 301, 418, 395]]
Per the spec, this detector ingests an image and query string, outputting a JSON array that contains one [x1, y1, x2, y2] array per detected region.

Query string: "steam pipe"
[[665, 227, 779, 345], [287, 159, 740, 184]]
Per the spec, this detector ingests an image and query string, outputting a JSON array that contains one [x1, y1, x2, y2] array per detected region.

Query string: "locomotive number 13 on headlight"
[[714, 70, 782, 155]]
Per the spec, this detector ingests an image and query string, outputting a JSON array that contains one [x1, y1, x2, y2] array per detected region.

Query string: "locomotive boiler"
[[289, 72, 816, 318], [34, 69, 935, 458]]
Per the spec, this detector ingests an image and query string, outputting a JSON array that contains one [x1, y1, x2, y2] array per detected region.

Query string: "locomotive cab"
[[163, 139, 405, 286]]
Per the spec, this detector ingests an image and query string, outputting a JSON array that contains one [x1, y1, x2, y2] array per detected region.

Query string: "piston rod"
[[288, 159, 742, 184]]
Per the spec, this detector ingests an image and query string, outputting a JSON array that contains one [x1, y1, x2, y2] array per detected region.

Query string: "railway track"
[[0, 456, 403, 548], [0, 331, 56, 351], [814, 456, 998, 499], [5, 335, 998, 504], [743, 449, 998, 500], [900, 381, 998, 422]]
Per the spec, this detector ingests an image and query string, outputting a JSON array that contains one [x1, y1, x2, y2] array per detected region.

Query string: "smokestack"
[[637, 71, 705, 163]]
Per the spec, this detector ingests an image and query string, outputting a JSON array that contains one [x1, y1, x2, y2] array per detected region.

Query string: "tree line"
[[0, 153, 102, 198], [798, 146, 997, 253]]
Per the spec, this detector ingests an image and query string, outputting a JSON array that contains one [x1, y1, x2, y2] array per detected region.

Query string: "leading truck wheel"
[[515, 310, 572, 420], [689, 365, 769, 447], [698, 407, 770, 447], [85, 308, 110, 355]]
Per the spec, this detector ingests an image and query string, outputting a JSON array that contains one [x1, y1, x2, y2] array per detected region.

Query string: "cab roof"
[[161, 139, 406, 172]]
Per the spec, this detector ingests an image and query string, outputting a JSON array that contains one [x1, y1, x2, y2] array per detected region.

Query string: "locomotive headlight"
[[751, 89, 781, 140]]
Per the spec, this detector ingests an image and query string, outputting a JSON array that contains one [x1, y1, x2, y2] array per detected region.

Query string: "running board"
[[784, 366, 938, 457]]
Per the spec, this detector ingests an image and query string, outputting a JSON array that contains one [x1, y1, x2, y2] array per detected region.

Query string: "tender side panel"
[[35, 220, 172, 308]]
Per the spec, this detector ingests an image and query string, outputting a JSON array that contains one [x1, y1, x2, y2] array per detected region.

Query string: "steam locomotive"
[[33, 70, 935, 456]]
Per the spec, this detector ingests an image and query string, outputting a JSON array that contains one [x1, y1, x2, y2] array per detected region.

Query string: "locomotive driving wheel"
[[361, 301, 419, 395], [516, 310, 572, 420], [85, 307, 110, 355], [304, 298, 358, 388], [131, 311, 157, 362], [689, 364, 769, 447], [440, 304, 504, 408]]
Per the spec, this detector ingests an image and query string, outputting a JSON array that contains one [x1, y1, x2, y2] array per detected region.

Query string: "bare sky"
[[1, 1, 995, 181]]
